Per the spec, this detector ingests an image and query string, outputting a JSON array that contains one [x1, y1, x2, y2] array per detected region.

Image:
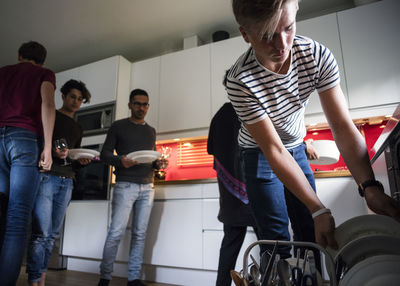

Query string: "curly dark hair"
[[60, 79, 91, 103]]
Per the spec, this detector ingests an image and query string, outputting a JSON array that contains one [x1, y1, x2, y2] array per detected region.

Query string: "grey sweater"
[[100, 118, 156, 184]]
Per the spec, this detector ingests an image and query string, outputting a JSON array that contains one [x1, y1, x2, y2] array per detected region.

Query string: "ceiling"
[[0, 0, 358, 73]]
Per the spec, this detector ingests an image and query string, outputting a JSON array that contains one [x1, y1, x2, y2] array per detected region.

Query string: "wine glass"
[[161, 146, 171, 159], [161, 146, 172, 168], [54, 138, 70, 166]]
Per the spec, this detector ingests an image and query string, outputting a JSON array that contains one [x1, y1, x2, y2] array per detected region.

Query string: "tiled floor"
[[16, 266, 179, 286]]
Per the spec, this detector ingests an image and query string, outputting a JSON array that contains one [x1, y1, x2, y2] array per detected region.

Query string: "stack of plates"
[[339, 255, 400, 286], [328, 215, 400, 285]]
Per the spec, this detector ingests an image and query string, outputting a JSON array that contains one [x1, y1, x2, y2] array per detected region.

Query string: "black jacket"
[[207, 102, 256, 227]]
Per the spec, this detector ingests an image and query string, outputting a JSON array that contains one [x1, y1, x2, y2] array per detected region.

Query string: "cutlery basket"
[[241, 240, 337, 286]]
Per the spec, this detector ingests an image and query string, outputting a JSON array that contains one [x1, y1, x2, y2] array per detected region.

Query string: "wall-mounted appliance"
[[75, 101, 115, 136]]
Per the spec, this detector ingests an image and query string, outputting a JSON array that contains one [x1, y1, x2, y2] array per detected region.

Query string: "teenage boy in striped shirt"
[[225, 0, 400, 257]]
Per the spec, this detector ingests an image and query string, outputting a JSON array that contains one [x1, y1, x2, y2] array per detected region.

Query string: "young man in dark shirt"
[[26, 79, 91, 286], [0, 41, 55, 284], [98, 89, 158, 286]]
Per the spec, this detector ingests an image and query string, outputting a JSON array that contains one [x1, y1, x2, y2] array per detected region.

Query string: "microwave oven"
[[75, 101, 115, 136]]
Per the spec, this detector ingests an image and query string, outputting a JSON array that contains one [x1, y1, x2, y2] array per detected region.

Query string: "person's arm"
[[319, 85, 400, 221], [39, 81, 55, 171], [244, 117, 337, 248], [100, 124, 137, 168], [304, 139, 318, 160]]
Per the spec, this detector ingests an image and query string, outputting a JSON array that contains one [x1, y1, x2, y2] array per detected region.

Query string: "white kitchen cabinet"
[[143, 199, 203, 269], [159, 45, 211, 132], [202, 181, 219, 198], [114, 56, 133, 120], [337, 0, 400, 109], [203, 198, 223, 230], [130, 57, 161, 130], [54, 67, 80, 109], [210, 36, 249, 116], [297, 13, 348, 115], [316, 177, 368, 226], [201, 183, 222, 231], [155, 183, 203, 200], [55, 56, 131, 115], [201, 182, 260, 271], [115, 183, 203, 263], [79, 56, 119, 107], [62, 201, 109, 259]]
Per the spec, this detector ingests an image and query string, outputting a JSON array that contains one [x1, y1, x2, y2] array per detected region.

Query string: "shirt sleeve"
[[225, 76, 268, 125], [314, 42, 340, 93], [100, 123, 122, 167], [43, 69, 56, 90]]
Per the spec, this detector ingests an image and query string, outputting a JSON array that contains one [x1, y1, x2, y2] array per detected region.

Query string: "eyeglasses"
[[132, 101, 149, 108]]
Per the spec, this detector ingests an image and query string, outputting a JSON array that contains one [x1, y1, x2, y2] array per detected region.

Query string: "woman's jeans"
[[0, 126, 42, 285], [241, 144, 316, 258], [100, 181, 155, 281], [26, 173, 73, 282]]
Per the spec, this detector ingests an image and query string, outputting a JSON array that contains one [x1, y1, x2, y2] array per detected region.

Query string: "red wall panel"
[[156, 122, 387, 181]]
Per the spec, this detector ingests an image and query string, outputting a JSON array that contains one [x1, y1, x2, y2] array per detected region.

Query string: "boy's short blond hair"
[[232, 0, 298, 40]]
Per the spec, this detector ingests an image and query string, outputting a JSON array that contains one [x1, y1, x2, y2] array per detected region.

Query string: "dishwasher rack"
[[241, 240, 337, 286]]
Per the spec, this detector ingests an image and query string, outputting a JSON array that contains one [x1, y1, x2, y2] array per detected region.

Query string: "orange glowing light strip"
[[177, 141, 213, 166]]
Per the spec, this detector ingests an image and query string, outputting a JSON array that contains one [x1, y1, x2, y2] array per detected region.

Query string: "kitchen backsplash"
[[156, 118, 388, 181]]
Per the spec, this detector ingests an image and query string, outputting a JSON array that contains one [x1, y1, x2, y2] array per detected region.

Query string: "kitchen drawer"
[[154, 184, 202, 200]]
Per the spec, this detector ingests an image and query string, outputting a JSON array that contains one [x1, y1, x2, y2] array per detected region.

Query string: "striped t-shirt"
[[225, 35, 340, 149]]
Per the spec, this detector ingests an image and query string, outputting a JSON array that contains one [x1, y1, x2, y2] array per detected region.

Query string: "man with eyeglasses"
[[26, 79, 92, 286], [98, 89, 159, 286]]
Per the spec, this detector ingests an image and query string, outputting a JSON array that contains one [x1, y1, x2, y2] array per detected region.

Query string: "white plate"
[[308, 140, 340, 165], [339, 254, 400, 286], [334, 234, 400, 269], [68, 148, 100, 160], [327, 214, 400, 256], [126, 150, 161, 164]]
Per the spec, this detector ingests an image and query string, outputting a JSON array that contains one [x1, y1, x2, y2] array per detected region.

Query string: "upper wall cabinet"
[[79, 56, 119, 108], [54, 56, 131, 115], [337, 0, 400, 109], [210, 36, 249, 116], [297, 13, 348, 115], [158, 45, 211, 133], [130, 57, 161, 130]]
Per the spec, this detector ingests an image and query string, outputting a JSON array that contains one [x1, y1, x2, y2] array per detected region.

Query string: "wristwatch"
[[358, 179, 383, 197]]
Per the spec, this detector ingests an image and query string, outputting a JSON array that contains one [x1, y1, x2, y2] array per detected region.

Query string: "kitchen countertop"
[[154, 170, 351, 185], [154, 178, 217, 185]]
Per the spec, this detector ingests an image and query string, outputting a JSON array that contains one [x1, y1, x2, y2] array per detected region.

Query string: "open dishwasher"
[[231, 214, 400, 286]]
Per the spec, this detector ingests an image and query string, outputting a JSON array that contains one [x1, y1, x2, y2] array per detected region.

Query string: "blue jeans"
[[26, 173, 73, 282], [0, 126, 42, 285], [100, 181, 155, 281], [241, 144, 316, 258]]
